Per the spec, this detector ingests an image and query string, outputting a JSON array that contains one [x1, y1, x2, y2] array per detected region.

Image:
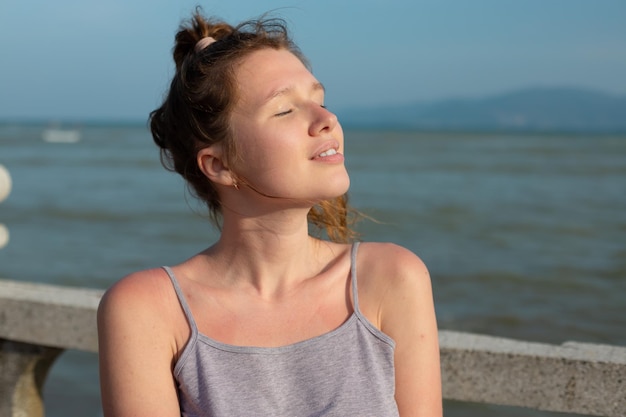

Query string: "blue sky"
[[1, 0, 625, 121]]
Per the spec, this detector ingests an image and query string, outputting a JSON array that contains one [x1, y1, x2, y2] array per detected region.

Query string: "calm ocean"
[[1, 124, 625, 416]]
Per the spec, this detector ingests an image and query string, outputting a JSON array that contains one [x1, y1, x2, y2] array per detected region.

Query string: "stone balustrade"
[[1, 278, 625, 417]]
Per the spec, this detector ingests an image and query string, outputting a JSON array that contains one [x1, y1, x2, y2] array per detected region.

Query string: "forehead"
[[235, 48, 318, 104]]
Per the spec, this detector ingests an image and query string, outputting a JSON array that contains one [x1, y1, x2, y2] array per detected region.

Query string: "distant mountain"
[[337, 87, 626, 132]]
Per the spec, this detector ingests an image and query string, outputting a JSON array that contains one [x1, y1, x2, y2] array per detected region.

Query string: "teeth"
[[319, 149, 337, 157]]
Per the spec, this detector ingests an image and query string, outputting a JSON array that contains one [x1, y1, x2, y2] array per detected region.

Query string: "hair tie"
[[195, 36, 217, 53]]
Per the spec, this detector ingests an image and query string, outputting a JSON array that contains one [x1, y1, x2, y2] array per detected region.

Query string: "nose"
[[309, 105, 339, 137]]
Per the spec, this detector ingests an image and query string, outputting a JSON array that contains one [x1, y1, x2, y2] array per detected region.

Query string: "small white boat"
[[42, 128, 81, 143]]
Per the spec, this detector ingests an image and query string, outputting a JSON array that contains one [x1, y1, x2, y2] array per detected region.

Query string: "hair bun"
[[172, 12, 233, 69]]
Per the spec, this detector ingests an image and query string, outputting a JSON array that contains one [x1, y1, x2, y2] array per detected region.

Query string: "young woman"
[[97, 10, 442, 417]]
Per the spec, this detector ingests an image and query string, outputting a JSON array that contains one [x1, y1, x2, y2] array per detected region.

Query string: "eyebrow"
[[264, 82, 325, 103]]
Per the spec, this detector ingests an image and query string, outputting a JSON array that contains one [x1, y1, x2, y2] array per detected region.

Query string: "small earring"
[[233, 180, 240, 190]]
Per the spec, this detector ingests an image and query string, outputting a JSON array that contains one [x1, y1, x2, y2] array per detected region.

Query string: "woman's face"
[[229, 48, 350, 204]]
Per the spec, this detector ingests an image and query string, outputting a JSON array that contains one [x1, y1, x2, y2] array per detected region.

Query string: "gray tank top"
[[164, 242, 399, 417]]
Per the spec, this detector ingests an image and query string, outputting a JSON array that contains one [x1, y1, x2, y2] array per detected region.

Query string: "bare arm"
[[97, 270, 182, 417], [377, 244, 443, 417]]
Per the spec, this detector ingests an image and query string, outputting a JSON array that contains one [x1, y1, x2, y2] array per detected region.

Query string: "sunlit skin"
[[201, 48, 350, 211], [97, 46, 442, 417]]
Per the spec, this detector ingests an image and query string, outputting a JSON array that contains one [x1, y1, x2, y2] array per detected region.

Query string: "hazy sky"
[[1, 0, 625, 121]]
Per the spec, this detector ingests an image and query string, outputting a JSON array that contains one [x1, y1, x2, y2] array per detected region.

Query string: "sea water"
[[1, 124, 625, 416]]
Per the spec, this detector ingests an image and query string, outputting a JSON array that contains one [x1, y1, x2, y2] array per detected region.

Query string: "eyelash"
[[274, 104, 326, 117], [275, 110, 293, 117]]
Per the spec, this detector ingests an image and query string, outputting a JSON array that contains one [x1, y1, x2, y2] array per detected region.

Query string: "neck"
[[206, 206, 326, 298]]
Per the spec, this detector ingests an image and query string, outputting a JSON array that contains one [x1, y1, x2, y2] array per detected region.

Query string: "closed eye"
[[274, 109, 293, 117]]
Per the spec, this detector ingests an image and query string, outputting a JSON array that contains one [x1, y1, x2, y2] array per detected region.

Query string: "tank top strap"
[[350, 241, 362, 314], [162, 266, 199, 337], [349, 242, 396, 347]]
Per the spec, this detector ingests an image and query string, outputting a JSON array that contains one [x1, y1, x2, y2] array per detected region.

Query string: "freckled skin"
[[228, 49, 350, 203]]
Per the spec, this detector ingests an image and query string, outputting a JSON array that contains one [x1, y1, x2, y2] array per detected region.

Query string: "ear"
[[197, 145, 235, 187]]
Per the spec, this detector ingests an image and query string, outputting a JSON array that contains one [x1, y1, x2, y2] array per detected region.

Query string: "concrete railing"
[[1, 278, 625, 417]]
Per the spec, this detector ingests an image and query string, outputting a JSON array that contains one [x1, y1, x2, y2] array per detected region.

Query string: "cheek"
[[236, 122, 301, 162], [232, 132, 290, 181]]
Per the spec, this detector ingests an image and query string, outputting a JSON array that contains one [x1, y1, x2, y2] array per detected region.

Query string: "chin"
[[324, 174, 351, 199]]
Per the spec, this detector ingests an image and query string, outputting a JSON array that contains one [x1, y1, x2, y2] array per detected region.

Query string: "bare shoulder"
[[97, 267, 183, 352], [98, 268, 174, 321], [357, 242, 442, 416], [357, 241, 430, 290], [98, 268, 184, 416], [356, 241, 434, 333]]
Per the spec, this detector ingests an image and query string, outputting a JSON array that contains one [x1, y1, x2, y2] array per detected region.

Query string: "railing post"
[[0, 280, 102, 416], [0, 339, 63, 417]]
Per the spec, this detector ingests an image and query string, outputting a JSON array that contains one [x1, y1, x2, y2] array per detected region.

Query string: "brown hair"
[[149, 9, 358, 242]]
